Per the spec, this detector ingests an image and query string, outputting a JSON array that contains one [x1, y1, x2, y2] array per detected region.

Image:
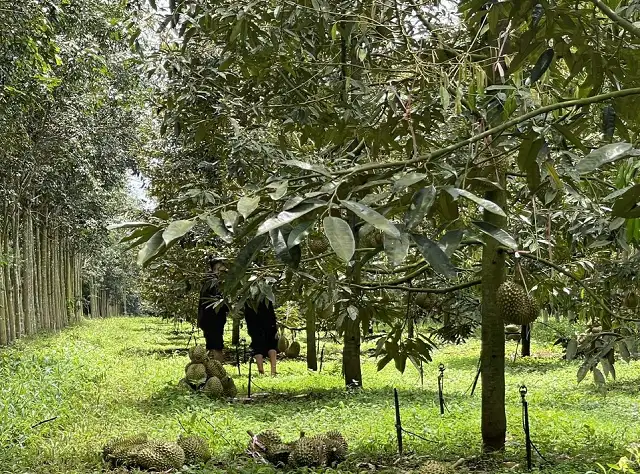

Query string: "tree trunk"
[[520, 324, 531, 357], [480, 184, 507, 452], [4, 203, 15, 343], [306, 309, 317, 371], [231, 317, 240, 345], [342, 212, 363, 388]]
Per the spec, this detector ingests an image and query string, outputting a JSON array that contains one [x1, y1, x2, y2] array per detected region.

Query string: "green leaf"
[[471, 221, 518, 250], [341, 200, 400, 238], [383, 225, 410, 267], [528, 48, 554, 85], [394, 352, 407, 373], [411, 234, 457, 279], [223, 234, 268, 294], [222, 210, 239, 230], [576, 364, 589, 384], [148, 0, 157, 10], [137, 230, 165, 267], [282, 159, 332, 177], [162, 220, 196, 246], [257, 200, 325, 236], [237, 196, 261, 219], [287, 220, 315, 248], [377, 353, 393, 371], [323, 216, 355, 262], [612, 184, 640, 218], [404, 186, 436, 230], [565, 338, 578, 361], [618, 341, 631, 363], [107, 221, 152, 230], [600, 358, 615, 380], [516, 136, 543, 192], [575, 142, 633, 174], [270, 227, 301, 269], [439, 229, 464, 257], [268, 181, 288, 200], [593, 367, 605, 385], [120, 225, 159, 244], [445, 188, 506, 217], [392, 173, 427, 193], [204, 215, 233, 243]]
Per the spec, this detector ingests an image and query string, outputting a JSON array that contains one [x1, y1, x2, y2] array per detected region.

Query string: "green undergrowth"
[[0, 317, 638, 474]]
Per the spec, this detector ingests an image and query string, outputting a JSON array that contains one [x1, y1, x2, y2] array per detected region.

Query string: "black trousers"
[[244, 299, 278, 357], [197, 284, 229, 351]]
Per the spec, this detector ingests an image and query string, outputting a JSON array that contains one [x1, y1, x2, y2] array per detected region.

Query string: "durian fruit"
[[288, 436, 327, 467], [252, 430, 282, 452], [419, 460, 454, 474], [624, 292, 638, 308], [360, 230, 383, 249], [205, 359, 227, 380], [128, 440, 185, 470], [189, 345, 208, 363], [177, 434, 211, 465], [415, 293, 434, 310], [185, 363, 207, 385], [285, 341, 301, 358], [102, 433, 148, 465], [496, 281, 538, 325], [203, 376, 224, 398], [221, 376, 238, 398], [309, 236, 329, 254], [323, 431, 348, 464], [277, 335, 289, 353], [264, 443, 293, 466]]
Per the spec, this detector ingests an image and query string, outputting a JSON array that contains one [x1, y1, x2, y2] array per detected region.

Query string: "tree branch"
[[336, 88, 640, 176], [351, 278, 481, 293], [592, 0, 640, 40], [512, 251, 640, 322]]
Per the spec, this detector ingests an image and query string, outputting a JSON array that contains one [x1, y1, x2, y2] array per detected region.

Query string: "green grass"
[[0, 316, 638, 474]]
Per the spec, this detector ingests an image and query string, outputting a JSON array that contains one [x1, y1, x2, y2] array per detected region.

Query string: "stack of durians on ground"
[[182, 345, 238, 398], [277, 333, 301, 358], [248, 429, 348, 468], [102, 433, 211, 470]]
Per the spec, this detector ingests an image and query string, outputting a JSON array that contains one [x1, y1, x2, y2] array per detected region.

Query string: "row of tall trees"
[[0, 0, 145, 344], [121, 0, 640, 453]]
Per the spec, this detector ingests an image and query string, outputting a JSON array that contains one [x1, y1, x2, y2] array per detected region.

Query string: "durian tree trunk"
[[12, 205, 24, 338], [306, 309, 317, 371], [231, 317, 240, 346], [0, 221, 7, 345], [520, 324, 531, 357], [2, 202, 15, 344], [342, 212, 363, 389], [480, 182, 507, 452]]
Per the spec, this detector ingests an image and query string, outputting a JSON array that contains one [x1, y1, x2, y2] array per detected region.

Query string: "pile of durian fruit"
[[277, 334, 301, 358], [248, 429, 348, 468], [182, 345, 238, 398], [102, 433, 211, 470]]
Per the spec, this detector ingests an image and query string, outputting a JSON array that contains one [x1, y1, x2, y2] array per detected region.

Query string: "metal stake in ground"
[[520, 385, 532, 470], [236, 342, 241, 376], [438, 363, 446, 415], [394, 388, 403, 455], [419, 360, 424, 387], [319, 344, 325, 372], [248, 357, 253, 398], [242, 338, 247, 363]]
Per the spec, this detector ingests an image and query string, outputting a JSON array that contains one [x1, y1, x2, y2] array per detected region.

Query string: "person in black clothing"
[[244, 297, 278, 376], [197, 259, 229, 362]]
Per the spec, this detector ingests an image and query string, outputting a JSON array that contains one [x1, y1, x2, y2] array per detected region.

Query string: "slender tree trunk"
[[0, 223, 7, 345], [231, 318, 240, 345], [520, 324, 531, 357], [343, 213, 363, 388], [12, 206, 24, 338], [306, 309, 317, 371], [480, 180, 507, 452], [4, 202, 15, 343]]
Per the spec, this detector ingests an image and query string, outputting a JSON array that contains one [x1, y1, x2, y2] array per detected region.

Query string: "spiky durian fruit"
[[496, 281, 538, 325], [203, 376, 224, 398], [323, 431, 348, 464], [288, 436, 326, 467], [205, 359, 227, 380], [419, 460, 454, 474], [252, 430, 282, 452], [102, 433, 148, 465], [285, 341, 301, 358], [189, 345, 208, 363], [185, 363, 207, 385], [308, 236, 329, 254], [128, 441, 185, 470], [221, 376, 238, 398], [177, 434, 211, 464]]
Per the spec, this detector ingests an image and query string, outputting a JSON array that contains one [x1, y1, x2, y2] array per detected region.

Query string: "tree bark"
[[306, 309, 317, 371], [520, 324, 531, 357], [231, 317, 240, 345], [480, 184, 507, 452]]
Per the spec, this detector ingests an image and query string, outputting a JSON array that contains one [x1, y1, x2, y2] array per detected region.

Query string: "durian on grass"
[[182, 344, 238, 399]]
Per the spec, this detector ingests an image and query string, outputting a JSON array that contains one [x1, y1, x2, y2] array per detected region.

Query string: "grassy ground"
[[1, 316, 638, 474]]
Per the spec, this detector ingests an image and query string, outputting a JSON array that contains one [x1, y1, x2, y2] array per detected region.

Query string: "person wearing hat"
[[197, 258, 229, 362]]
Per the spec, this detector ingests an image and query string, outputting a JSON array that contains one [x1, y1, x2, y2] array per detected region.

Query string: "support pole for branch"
[[248, 357, 253, 398], [520, 385, 532, 470], [438, 363, 445, 415], [394, 388, 403, 455]]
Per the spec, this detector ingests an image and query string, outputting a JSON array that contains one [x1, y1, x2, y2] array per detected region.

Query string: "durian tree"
[[122, 0, 640, 452]]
